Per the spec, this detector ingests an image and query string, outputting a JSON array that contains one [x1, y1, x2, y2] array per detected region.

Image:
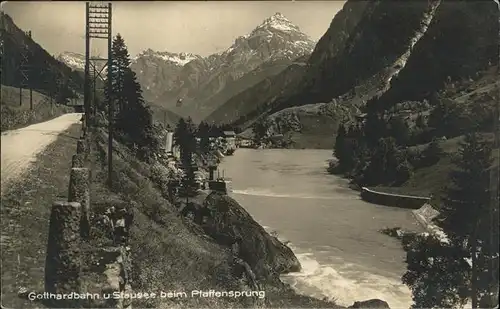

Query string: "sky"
[[1, 1, 346, 58]]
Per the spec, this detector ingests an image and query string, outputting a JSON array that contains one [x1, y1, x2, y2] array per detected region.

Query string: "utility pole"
[[19, 31, 31, 107], [0, 12, 4, 87], [28, 31, 33, 110], [488, 65, 500, 307], [85, 2, 113, 186], [107, 2, 113, 187]]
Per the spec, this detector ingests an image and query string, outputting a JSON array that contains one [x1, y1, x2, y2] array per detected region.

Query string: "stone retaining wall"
[[360, 187, 430, 209]]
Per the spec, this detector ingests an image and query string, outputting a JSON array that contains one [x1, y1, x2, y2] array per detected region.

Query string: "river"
[[219, 148, 425, 308]]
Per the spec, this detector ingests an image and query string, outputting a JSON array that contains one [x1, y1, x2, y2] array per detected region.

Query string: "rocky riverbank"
[[91, 131, 395, 308], [89, 131, 353, 309]]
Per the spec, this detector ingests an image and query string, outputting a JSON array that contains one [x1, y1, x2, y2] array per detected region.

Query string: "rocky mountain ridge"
[[56, 51, 86, 72], [130, 12, 316, 121], [223, 0, 498, 148]]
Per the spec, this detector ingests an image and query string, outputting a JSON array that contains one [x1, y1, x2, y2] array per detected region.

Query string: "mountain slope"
[[231, 0, 498, 148], [147, 101, 182, 128], [131, 13, 316, 122], [56, 52, 85, 72], [130, 49, 200, 103], [204, 55, 309, 125], [0, 12, 84, 98], [373, 0, 499, 107], [206, 0, 385, 128]]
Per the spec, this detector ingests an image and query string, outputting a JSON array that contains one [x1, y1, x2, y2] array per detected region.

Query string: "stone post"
[[44, 201, 82, 306], [68, 168, 91, 239], [76, 139, 87, 155], [72, 153, 85, 168]]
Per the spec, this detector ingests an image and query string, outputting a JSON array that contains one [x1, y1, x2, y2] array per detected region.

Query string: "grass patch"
[[0, 123, 81, 308], [1, 85, 73, 132], [372, 133, 499, 201]]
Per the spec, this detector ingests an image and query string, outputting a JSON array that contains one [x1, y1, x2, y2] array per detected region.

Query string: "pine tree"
[[402, 234, 470, 309], [104, 34, 158, 158], [109, 34, 130, 114], [436, 132, 494, 308], [437, 133, 492, 243], [428, 98, 468, 138], [363, 103, 388, 149], [252, 118, 268, 142], [174, 118, 198, 196], [404, 132, 497, 308], [388, 115, 410, 145], [418, 137, 444, 168], [197, 121, 211, 153]]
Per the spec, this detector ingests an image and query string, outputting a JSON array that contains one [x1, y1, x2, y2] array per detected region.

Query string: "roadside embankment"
[[1, 85, 74, 132], [360, 187, 430, 209], [0, 123, 81, 308]]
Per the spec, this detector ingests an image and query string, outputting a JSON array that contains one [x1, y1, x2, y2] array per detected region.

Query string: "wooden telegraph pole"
[[85, 2, 113, 186]]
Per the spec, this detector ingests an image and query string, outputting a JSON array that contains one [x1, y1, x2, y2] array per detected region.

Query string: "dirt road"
[[0, 113, 82, 195]]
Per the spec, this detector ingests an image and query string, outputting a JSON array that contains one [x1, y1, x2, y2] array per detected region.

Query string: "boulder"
[[349, 299, 390, 308], [202, 192, 301, 279]]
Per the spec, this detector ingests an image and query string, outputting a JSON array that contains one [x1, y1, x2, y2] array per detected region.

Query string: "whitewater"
[[220, 149, 426, 308]]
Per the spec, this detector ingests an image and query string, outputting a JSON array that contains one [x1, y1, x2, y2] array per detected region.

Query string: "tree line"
[[334, 89, 495, 187], [333, 84, 498, 307]]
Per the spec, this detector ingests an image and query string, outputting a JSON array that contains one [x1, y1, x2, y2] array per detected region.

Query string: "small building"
[[165, 131, 173, 154], [223, 131, 236, 149], [269, 134, 284, 143], [172, 144, 181, 160], [238, 139, 252, 147]]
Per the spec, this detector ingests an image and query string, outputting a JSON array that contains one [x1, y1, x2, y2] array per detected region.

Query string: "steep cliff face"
[[276, 0, 498, 112], [279, 0, 443, 112], [231, 0, 498, 148], [376, 0, 499, 106]]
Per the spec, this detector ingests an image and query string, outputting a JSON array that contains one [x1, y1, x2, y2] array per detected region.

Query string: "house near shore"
[[172, 144, 181, 160], [269, 134, 284, 143], [238, 138, 252, 147], [164, 131, 173, 153], [223, 131, 237, 149]]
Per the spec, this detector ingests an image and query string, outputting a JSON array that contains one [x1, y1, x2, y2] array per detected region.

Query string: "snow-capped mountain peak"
[[219, 11, 315, 60], [133, 49, 200, 66], [256, 12, 300, 32]]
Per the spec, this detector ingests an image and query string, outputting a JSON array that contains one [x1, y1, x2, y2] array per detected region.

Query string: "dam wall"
[[360, 187, 430, 209]]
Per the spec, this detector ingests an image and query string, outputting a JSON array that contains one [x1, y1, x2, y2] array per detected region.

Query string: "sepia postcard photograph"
[[0, 1, 499, 308]]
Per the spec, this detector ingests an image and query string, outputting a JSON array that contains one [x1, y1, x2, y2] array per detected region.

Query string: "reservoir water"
[[220, 149, 425, 308]]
